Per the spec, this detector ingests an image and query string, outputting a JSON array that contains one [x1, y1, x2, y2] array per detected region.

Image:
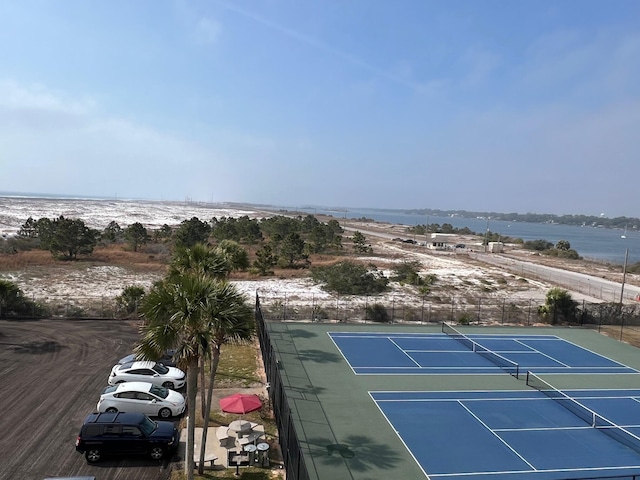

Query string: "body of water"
[[301, 207, 639, 265]]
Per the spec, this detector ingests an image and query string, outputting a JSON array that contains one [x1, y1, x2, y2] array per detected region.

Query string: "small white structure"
[[426, 233, 460, 251], [487, 241, 504, 253]]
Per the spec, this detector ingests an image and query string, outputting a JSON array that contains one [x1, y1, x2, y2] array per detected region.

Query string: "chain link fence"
[[257, 293, 545, 326], [4, 291, 640, 346], [257, 293, 640, 347], [0, 294, 137, 319]]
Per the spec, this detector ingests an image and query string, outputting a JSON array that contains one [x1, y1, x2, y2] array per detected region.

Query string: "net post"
[[526, 371, 530, 385]]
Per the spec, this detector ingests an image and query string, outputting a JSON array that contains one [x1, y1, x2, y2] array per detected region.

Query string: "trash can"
[[244, 443, 257, 465], [256, 442, 270, 467]]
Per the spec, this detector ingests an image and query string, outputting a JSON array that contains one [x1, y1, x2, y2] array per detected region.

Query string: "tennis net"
[[526, 371, 640, 455], [441, 322, 519, 378]]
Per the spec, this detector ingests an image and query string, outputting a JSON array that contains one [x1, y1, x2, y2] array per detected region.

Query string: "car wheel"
[[162, 381, 175, 389], [158, 407, 172, 419], [85, 449, 101, 463], [106, 407, 118, 413], [150, 446, 165, 461]]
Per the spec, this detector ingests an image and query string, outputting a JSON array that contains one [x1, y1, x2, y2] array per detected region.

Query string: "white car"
[[97, 381, 186, 419], [108, 361, 186, 390]]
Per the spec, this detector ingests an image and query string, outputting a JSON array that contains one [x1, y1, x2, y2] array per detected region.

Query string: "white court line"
[[457, 400, 537, 471], [368, 391, 432, 480], [388, 336, 422, 367], [514, 338, 571, 367], [325, 331, 357, 376], [554, 337, 640, 373]]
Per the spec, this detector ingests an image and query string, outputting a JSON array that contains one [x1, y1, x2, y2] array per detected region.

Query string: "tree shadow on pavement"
[[3, 340, 65, 354]]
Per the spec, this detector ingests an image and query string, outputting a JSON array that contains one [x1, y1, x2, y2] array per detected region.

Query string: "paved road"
[[348, 224, 640, 304], [470, 252, 640, 304], [0, 319, 180, 480]]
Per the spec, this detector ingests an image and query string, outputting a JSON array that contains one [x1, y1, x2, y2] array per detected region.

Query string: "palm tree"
[[139, 243, 255, 477], [169, 243, 231, 417], [136, 274, 219, 480], [168, 242, 231, 280], [197, 281, 254, 474], [216, 239, 250, 271], [170, 242, 230, 398]]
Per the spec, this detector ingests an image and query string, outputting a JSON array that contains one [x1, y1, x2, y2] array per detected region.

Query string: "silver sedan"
[[97, 381, 186, 419]]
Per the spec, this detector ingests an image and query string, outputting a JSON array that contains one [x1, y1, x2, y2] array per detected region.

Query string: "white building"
[[426, 233, 463, 251]]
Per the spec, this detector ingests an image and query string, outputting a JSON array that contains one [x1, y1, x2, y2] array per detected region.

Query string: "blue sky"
[[1, 1, 639, 217]]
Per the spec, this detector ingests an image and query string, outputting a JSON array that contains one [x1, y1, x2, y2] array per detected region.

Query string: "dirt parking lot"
[[0, 318, 181, 480]]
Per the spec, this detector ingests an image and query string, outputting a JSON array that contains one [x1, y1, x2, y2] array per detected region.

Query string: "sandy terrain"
[[0, 197, 615, 311]]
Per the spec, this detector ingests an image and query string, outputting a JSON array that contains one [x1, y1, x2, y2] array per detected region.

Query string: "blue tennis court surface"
[[329, 331, 637, 375], [372, 388, 640, 480]]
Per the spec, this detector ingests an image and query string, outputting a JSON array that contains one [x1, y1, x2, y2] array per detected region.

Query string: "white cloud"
[[0, 80, 95, 114], [0, 80, 97, 132], [0, 80, 232, 199]]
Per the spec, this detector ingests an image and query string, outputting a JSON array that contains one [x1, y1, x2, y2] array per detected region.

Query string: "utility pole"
[[619, 248, 629, 304], [425, 215, 429, 246], [484, 217, 490, 253]]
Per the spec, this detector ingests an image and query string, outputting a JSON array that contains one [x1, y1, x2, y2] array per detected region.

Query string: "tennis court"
[[329, 327, 638, 376], [373, 382, 640, 480], [260, 320, 640, 480]]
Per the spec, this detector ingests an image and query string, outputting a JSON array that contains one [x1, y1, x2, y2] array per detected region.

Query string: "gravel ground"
[[0, 318, 181, 480]]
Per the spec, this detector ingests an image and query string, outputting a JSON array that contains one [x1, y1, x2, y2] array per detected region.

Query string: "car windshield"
[[118, 354, 136, 364], [102, 385, 118, 394], [152, 363, 169, 374], [140, 416, 158, 436], [149, 385, 169, 399]]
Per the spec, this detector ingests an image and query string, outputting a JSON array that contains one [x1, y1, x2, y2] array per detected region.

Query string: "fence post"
[[450, 297, 454, 323], [364, 295, 368, 323], [598, 304, 602, 333], [391, 296, 395, 323], [283, 293, 287, 321]]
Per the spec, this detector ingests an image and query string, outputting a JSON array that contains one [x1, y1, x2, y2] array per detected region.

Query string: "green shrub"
[[0, 279, 43, 317], [311, 261, 389, 295], [116, 285, 146, 315], [366, 303, 390, 323]]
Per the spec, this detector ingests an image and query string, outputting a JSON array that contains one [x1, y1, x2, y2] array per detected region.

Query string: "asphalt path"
[[0, 319, 180, 480], [470, 252, 640, 303]]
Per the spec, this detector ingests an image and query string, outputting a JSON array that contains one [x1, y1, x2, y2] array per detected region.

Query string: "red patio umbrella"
[[219, 393, 262, 415]]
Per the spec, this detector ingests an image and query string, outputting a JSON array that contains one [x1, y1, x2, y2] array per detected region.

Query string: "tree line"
[[403, 208, 639, 231]]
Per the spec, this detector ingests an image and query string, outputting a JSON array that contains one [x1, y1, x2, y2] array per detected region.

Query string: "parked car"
[[97, 381, 186, 419], [75, 412, 179, 463], [108, 361, 186, 390], [117, 349, 177, 367]]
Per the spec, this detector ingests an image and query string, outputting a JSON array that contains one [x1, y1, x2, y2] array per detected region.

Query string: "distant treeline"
[[403, 209, 638, 231]]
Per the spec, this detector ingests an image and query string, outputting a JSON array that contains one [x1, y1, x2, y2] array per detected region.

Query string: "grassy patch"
[[215, 343, 262, 388]]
